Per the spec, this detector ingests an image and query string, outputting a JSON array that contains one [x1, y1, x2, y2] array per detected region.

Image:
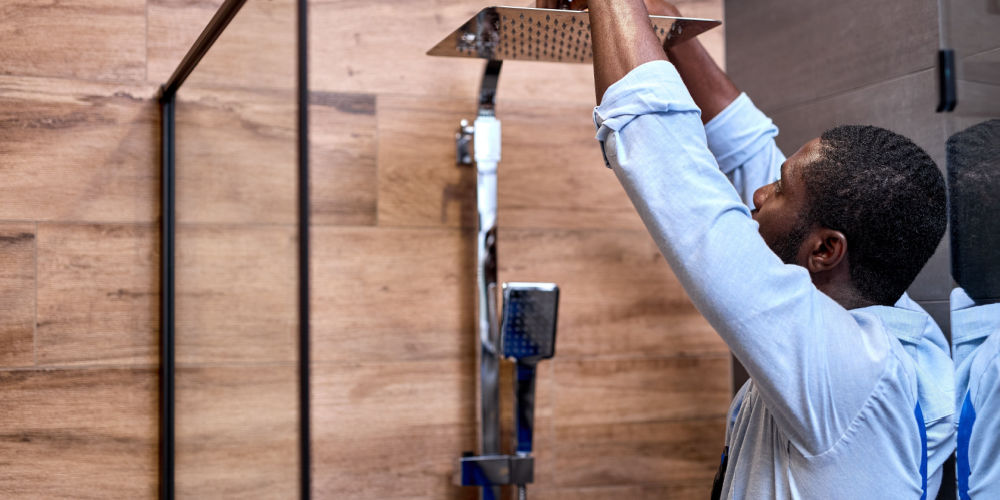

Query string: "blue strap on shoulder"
[[915, 402, 928, 500], [957, 392, 976, 500]]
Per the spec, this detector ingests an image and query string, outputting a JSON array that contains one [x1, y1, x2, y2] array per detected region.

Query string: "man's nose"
[[752, 182, 774, 211]]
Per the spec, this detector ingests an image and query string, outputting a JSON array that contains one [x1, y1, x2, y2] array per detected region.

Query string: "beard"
[[769, 217, 812, 265]]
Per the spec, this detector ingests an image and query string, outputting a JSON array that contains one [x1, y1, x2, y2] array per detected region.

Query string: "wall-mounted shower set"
[[429, 7, 718, 499]]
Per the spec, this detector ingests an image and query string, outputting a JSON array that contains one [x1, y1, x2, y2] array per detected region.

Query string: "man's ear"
[[804, 228, 848, 273]]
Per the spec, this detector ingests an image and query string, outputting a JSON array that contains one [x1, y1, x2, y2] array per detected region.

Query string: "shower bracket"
[[457, 454, 534, 487], [456, 119, 475, 165]]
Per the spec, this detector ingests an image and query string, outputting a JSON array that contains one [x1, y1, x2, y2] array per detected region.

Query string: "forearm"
[[587, 0, 668, 104], [665, 38, 739, 123]]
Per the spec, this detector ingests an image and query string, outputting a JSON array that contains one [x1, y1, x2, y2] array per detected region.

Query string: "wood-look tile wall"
[[310, 1, 730, 498], [0, 0, 161, 495], [0, 0, 730, 498]]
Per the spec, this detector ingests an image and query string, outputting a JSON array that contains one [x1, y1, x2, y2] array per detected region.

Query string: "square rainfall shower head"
[[427, 6, 720, 63]]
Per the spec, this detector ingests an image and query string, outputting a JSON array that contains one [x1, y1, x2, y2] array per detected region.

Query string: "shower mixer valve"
[[458, 283, 559, 497]]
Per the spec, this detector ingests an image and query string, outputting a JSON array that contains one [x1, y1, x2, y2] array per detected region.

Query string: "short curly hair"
[[800, 125, 947, 306], [948, 119, 1000, 302]]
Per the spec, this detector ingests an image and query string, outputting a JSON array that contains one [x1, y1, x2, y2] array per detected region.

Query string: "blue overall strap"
[[957, 392, 976, 500], [915, 402, 928, 500]]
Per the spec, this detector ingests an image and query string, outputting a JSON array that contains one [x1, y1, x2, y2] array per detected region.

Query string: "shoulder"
[[970, 331, 1000, 405]]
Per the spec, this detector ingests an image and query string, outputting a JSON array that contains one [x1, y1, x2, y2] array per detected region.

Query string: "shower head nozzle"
[[427, 7, 721, 64]]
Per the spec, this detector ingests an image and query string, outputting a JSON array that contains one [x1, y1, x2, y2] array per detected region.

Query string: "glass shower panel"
[[946, 1, 1000, 498], [173, 0, 299, 496]]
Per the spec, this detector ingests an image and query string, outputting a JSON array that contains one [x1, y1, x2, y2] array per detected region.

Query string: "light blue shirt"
[[593, 60, 931, 499], [952, 287, 1000, 499], [705, 92, 953, 498]]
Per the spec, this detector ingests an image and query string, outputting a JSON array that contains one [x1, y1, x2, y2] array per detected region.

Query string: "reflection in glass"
[[949, 119, 1000, 499]]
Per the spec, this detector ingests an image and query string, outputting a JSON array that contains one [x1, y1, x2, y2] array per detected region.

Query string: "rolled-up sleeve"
[[704, 92, 786, 206]]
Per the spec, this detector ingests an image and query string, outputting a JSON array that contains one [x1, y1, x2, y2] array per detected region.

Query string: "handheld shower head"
[[501, 283, 559, 366], [501, 282, 559, 460]]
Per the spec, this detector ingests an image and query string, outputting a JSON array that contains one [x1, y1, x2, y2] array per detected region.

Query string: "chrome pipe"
[[473, 59, 503, 500]]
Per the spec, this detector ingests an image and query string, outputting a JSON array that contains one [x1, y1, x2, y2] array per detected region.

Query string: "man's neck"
[[819, 285, 879, 310]]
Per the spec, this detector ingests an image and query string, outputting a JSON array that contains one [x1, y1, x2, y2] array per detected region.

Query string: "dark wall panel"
[[726, 0, 939, 111]]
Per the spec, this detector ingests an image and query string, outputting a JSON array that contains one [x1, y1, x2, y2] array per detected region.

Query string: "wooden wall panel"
[[376, 94, 477, 228], [554, 357, 730, 426], [308, 0, 565, 102], [0, 0, 146, 82], [310, 361, 477, 500], [310, 92, 378, 226], [175, 86, 298, 225], [146, 0, 225, 84], [499, 229, 728, 359], [175, 364, 298, 498], [496, 102, 643, 230], [148, 0, 294, 89], [175, 225, 297, 365], [311, 226, 473, 363], [36, 224, 158, 366], [529, 481, 711, 500], [725, 0, 938, 111], [0, 367, 157, 498], [0, 77, 159, 223], [553, 418, 725, 488], [0, 224, 36, 368], [377, 95, 646, 231]]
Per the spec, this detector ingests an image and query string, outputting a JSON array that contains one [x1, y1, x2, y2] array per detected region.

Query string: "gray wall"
[[723, 0, 951, 332]]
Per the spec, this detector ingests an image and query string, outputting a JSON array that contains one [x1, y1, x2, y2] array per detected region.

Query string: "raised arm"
[[587, 1, 669, 104]]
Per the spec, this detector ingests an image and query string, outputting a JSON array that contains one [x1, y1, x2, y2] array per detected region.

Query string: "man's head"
[[752, 125, 947, 306], [948, 119, 1000, 303]]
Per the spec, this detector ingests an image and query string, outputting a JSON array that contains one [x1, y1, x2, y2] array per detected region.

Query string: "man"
[[538, 0, 951, 497], [948, 119, 1000, 499]]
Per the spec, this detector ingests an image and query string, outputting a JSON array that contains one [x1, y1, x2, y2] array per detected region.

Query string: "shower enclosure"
[[152, 1, 1000, 499], [158, 1, 734, 498]]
